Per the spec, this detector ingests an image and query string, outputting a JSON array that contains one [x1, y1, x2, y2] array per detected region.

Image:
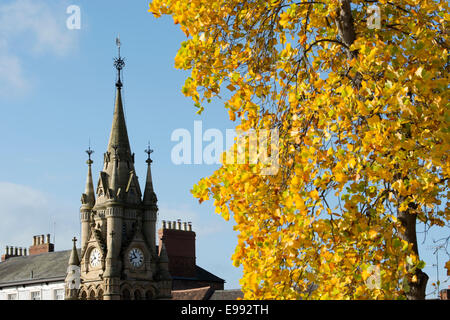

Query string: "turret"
[[65, 237, 81, 300], [80, 147, 95, 251], [142, 143, 158, 251]]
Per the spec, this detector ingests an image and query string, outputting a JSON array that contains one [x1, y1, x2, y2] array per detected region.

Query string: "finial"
[[145, 141, 154, 164], [72, 237, 77, 244], [86, 143, 94, 165], [114, 35, 125, 89]]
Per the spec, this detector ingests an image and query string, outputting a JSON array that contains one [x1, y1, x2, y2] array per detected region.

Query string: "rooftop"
[[0, 249, 224, 288], [0, 249, 75, 287]]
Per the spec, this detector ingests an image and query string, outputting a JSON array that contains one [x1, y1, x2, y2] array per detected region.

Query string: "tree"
[[149, 0, 449, 299]]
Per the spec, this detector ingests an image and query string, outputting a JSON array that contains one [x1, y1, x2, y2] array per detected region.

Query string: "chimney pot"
[[177, 219, 182, 230], [162, 220, 166, 229], [172, 221, 176, 229], [19, 248, 23, 256], [167, 221, 172, 229], [188, 222, 192, 231], [24, 248, 27, 256], [41, 234, 45, 244], [14, 247, 18, 255], [183, 222, 187, 231], [32, 236, 36, 246], [47, 234, 51, 244]]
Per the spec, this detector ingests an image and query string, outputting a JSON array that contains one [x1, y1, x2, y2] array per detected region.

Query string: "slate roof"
[[172, 265, 225, 284], [0, 249, 78, 287], [171, 286, 214, 300], [172, 287, 243, 300], [209, 289, 244, 300]]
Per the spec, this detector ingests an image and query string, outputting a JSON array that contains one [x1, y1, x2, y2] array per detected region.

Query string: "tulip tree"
[[149, 0, 449, 299]]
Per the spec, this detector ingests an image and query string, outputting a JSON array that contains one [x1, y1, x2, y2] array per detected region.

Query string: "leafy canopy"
[[149, 0, 449, 299]]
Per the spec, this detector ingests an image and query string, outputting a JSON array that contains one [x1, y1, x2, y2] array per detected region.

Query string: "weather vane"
[[145, 141, 154, 164], [114, 34, 125, 88], [86, 142, 94, 165]]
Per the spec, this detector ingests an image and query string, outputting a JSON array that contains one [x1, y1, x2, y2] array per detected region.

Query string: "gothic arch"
[[80, 290, 87, 300], [89, 288, 96, 300], [121, 288, 131, 300], [134, 289, 143, 300], [120, 283, 133, 301], [144, 285, 157, 300], [97, 289, 104, 300], [145, 290, 153, 300]]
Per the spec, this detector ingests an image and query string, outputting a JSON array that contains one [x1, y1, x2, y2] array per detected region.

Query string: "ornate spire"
[[68, 237, 80, 266], [106, 37, 131, 160], [94, 37, 139, 207], [81, 145, 95, 208], [143, 142, 157, 207]]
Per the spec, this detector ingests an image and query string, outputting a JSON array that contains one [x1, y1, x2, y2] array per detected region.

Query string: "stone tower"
[[69, 39, 172, 300]]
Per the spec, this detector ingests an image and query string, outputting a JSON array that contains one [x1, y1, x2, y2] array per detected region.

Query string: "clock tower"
[[69, 38, 172, 300]]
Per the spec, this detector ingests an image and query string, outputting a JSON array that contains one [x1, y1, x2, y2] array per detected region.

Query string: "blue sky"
[[0, 0, 448, 297]]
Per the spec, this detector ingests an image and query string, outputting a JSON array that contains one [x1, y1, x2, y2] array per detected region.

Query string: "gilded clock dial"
[[128, 248, 144, 268], [89, 248, 101, 267]]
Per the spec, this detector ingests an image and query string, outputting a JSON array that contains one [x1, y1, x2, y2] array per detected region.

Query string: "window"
[[7, 293, 17, 300], [31, 291, 41, 300], [54, 289, 64, 300]]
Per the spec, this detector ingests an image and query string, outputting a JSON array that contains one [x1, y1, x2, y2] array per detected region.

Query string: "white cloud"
[[0, 0, 77, 97], [0, 41, 29, 96], [0, 182, 79, 253]]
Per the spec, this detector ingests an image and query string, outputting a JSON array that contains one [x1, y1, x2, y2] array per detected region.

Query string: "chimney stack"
[[29, 234, 54, 256], [1, 245, 28, 262], [158, 220, 196, 278]]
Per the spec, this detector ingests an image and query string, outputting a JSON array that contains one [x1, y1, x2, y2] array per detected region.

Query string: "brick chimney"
[[158, 220, 196, 278], [29, 234, 54, 256], [1, 245, 28, 262]]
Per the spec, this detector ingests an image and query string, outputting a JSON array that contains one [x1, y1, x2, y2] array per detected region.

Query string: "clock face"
[[128, 248, 144, 268], [89, 248, 101, 267]]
